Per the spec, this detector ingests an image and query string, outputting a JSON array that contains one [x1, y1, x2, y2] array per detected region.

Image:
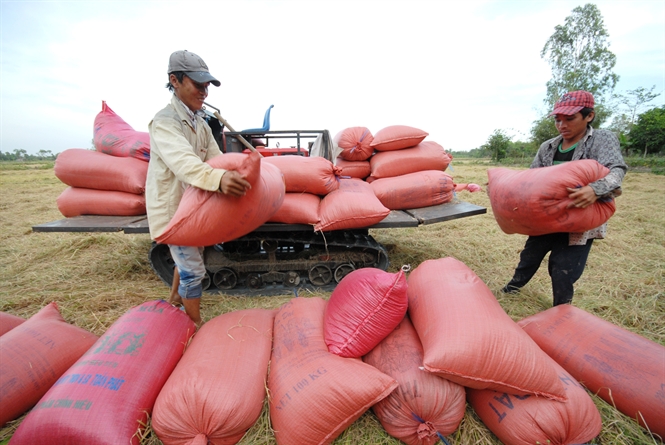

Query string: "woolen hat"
[[167, 50, 220, 87], [549, 90, 594, 116]]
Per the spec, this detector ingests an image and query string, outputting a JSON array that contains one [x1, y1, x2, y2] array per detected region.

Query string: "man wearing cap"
[[145, 50, 251, 327], [502, 90, 627, 306]]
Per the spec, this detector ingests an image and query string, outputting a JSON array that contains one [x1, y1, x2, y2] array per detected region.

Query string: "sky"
[[1, 0, 664, 155]]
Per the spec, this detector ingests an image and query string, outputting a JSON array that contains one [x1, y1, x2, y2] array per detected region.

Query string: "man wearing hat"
[[145, 50, 251, 327], [502, 90, 627, 306]]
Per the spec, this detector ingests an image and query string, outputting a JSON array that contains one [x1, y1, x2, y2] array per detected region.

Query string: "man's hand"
[[566, 185, 597, 209], [220, 170, 251, 197]]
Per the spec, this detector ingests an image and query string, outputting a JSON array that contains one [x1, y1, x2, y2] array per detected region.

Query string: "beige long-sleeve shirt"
[[145, 95, 225, 239]]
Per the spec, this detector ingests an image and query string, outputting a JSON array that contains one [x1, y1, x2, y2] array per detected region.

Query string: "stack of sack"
[[317, 258, 606, 444], [263, 155, 390, 232], [54, 102, 150, 217], [5, 258, 663, 443], [333, 125, 455, 211], [264, 124, 457, 233]]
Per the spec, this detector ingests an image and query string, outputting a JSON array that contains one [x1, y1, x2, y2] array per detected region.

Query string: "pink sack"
[[407, 257, 567, 401], [487, 160, 616, 236], [324, 267, 408, 358], [155, 152, 285, 247], [315, 178, 390, 232], [268, 192, 321, 225], [519, 304, 665, 438], [335, 157, 371, 179], [0, 311, 25, 336], [370, 170, 454, 210], [0, 302, 98, 427], [369, 141, 452, 179], [467, 358, 602, 445], [93, 101, 150, 161], [370, 125, 428, 151], [333, 127, 374, 161], [56, 187, 146, 217], [9, 300, 196, 445], [152, 308, 275, 445], [263, 155, 341, 195], [269, 297, 398, 445], [55, 148, 148, 194], [363, 316, 466, 445]]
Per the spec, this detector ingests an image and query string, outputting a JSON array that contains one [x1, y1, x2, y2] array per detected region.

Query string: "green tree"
[[482, 130, 511, 162], [610, 86, 661, 136], [540, 3, 619, 109], [628, 105, 665, 157], [12, 149, 27, 160], [530, 116, 559, 147]]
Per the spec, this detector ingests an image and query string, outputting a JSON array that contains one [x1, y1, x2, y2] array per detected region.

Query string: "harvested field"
[[1, 160, 663, 444]]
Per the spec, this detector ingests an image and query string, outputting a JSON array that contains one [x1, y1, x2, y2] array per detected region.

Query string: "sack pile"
[[5, 258, 662, 443], [332, 125, 456, 211], [266, 124, 457, 231], [263, 156, 391, 232], [54, 148, 148, 217], [53, 102, 151, 217]]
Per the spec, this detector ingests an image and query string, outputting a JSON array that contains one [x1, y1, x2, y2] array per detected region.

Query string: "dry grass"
[[0, 161, 663, 444]]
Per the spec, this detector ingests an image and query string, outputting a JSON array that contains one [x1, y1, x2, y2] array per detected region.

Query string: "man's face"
[[171, 74, 209, 112], [554, 111, 594, 143]]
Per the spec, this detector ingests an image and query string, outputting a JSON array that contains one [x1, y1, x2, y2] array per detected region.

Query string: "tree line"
[[460, 4, 664, 162], [0, 149, 57, 161]]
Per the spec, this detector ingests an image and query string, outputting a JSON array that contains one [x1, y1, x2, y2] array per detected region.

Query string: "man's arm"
[[586, 130, 627, 197]]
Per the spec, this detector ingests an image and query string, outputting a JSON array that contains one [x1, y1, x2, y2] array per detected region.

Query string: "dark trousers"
[[505, 233, 594, 306]]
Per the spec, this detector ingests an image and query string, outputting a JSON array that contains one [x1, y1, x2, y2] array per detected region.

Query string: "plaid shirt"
[[532, 126, 627, 245]]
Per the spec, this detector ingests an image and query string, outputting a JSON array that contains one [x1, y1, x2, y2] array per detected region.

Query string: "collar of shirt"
[[173, 95, 205, 130]]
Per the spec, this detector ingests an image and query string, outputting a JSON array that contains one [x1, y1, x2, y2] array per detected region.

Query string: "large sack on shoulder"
[[407, 257, 567, 401], [518, 304, 665, 438], [370, 170, 454, 210], [269, 297, 398, 445], [370, 141, 452, 179], [56, 187, 146, 217], [156, 152, 285, 246], [467, 357, 602, 445], [55, 148, 148, 194], [315, 178, 390, 232], [0, 311, 25, 336], [363, 316, 466, 445], [93, 101, 150, 161], [487, 160, 616, 236], [0, 302, 98, 427], [324, 267, 408, 358], [333, 127, 374, 161], [153, 308, 275, 445], [9, 300, 195, 445], [335, 157, 371, 179], [268, 192, 320, 225], [264, 155, 341, 195], [370, 125, 428, 152]]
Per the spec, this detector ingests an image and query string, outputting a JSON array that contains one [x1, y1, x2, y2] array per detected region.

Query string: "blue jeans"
[[505, 233, 594, 306], [168, 245, 206, 299]]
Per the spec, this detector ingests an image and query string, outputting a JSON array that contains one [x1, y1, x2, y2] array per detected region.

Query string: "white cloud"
[[1, 0, 663, 155]]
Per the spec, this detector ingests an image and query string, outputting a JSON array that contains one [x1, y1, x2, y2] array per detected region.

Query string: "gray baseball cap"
[[167, 50, 220, 87]]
